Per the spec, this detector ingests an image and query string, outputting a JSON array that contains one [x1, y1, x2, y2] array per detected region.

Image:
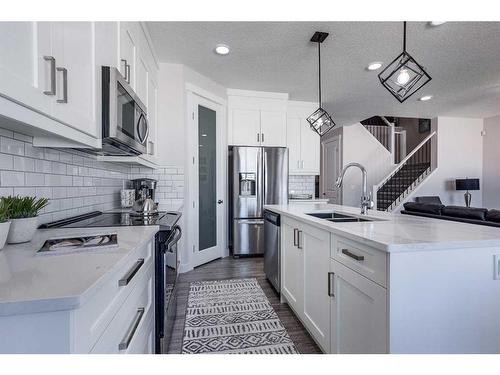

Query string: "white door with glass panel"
[[190, 94, 224, 267]]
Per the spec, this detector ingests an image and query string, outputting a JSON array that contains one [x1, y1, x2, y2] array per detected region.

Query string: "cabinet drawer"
[[71, 239, 154, 353], [90, 266, 154, 353], [332, 237, 387, 288]]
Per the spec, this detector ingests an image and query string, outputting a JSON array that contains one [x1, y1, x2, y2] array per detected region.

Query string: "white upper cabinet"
[[287, 101, 320, 175], [260, 110, 286, 147], [120, 23, 136, 88], [51, 22, 97, 138], [135, 56, 149, 107], [228, 89, 288, 147], [230, 108, 261, 146], [0, 22, 53, 117], [0, 21, 159, 155], [140, 76, 157, 164]]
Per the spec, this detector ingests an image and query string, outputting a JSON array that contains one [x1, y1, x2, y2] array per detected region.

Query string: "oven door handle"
[[166, 226, 182, 253]]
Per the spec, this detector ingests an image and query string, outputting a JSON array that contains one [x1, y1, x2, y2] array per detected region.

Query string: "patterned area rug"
[[182, 278, 299, 354]]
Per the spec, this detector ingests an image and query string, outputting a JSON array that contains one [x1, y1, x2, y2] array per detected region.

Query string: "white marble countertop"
[[264, 203, 500, 252], [0, 226, 158, 316]]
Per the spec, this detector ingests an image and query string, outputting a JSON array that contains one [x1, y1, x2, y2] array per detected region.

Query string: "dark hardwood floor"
[[167, 256, 322, 354]]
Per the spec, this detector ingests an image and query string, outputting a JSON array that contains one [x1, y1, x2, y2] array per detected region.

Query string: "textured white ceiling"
[[146, 21, 500, 124]]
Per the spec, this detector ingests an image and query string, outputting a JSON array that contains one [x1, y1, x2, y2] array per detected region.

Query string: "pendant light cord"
[[318, 41, 322, 107], [403, 21, 407, 52]]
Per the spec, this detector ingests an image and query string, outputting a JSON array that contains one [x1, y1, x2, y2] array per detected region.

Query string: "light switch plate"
[[494, 255, 500, 280]]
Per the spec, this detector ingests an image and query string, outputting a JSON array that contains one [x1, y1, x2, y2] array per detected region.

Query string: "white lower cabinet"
[[329, 259, 387, 354], [0, 238, 155, 354], [281, 217, 387, 353], [281, 218, 331, 352], [281, 220, 303, 309]]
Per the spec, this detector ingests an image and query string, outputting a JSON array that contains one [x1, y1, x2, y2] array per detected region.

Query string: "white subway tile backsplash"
[[0, 128, 185, 223], [25, 172, 46, 186], [0, 154, 13, 169], [1, 171, 25, 186], [289, 175, 316, 196], [44, 149, 59, 161], [1, 137, 24, 156], [13, 156, 35, 172]]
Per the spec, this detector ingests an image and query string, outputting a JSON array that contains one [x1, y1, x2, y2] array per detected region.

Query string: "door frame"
[[185, 84, 228, 270]]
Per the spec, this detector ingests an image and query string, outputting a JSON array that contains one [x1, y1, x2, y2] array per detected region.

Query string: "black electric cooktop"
[[39, 211, 181, 231]]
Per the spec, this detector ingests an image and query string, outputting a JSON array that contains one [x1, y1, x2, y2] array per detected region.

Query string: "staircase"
[[361, 116, 406, 163], [374, 131, 436, 212]]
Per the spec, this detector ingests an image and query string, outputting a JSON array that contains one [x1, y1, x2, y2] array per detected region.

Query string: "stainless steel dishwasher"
[[264, 210, 281, 293]]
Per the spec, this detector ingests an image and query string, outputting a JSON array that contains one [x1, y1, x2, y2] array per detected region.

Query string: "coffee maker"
[[131, 178, 157, 201], [131, 178, 158, 216]]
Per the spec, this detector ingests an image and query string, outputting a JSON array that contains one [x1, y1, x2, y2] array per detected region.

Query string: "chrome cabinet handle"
[[297, 230, 303, 249], [43, 56, 56, 96], [293, 228, 298, 247], [328, 272, 335, 297], [261, 133, 265, 143], [301, 160, 305, 169], [56, 67, 68, 103], [341, 248, 365, 261], [119, 258, 144, 286], [148, 141, 154, 155], [119, 307, 145, 351], [297, 161, 300, 169], [257, 133, 260, 143], [126, 63, 131, 84], [121, 58, 128, 80]]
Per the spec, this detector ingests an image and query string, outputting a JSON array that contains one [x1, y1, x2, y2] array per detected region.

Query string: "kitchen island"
[[265, 203, 500, 354], [0, 226, 158, 353]]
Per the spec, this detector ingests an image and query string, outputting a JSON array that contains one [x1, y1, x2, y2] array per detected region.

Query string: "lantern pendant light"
[[306, 31, 336, 136], [378, 22, 432, 103]]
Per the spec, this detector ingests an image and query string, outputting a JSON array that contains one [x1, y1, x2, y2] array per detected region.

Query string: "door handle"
[[56, 67, 68, 103], [293, 228, 298, 247], [217, 199, 223, 204], [43, 56, 56, 96], [341, 248, 365, 261], [261, 133, 265, 143], [257, 133, 260, 143], [328, 272, 335, 297]]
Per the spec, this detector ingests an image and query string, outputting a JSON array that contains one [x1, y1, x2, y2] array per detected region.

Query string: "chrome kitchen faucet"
[[335, 162, 374, 215]]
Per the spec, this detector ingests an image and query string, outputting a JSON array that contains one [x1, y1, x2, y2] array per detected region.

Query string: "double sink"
[[306, 212, 375, 223]]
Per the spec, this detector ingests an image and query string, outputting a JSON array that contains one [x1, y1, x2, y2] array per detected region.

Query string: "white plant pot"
[[0, 221, 11, 249], [7, 217, 38, 244]]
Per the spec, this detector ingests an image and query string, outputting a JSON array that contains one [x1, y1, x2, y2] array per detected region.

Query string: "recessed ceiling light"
[[429, 21, 447, 26], [367, 62, 383, 71], [214, 44, 230, 55], [419, 95, 433, 101]]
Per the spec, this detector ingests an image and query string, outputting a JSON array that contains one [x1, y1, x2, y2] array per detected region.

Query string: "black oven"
[[101, 66, 148, 156], [155, 226, 181, 354]]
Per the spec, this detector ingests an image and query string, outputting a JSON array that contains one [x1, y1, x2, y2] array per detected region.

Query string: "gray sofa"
[[400, 196, 500, 228]]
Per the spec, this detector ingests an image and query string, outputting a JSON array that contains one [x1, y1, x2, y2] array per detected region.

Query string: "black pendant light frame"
[[306, 31, 336, 136], [378, 22, 432, 103]]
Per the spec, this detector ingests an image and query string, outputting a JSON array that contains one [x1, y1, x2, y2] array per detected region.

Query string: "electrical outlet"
[[494, 255, 500, 280]]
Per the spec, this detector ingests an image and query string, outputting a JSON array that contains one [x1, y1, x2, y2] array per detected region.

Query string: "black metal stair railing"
[[374, 131, 436, 212]]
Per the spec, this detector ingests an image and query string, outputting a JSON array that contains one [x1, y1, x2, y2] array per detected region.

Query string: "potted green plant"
[[3, 196, 49, 244], [0, 199, 11, 249]]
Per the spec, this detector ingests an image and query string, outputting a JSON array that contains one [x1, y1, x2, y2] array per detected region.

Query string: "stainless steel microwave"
[[101, 66, 148, 156]]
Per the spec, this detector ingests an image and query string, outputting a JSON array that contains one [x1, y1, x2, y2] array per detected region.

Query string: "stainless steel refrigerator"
[[228, 146, 288, 256]]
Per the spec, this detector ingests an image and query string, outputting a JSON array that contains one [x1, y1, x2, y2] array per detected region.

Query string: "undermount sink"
[[306, 212, 374, 223]]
